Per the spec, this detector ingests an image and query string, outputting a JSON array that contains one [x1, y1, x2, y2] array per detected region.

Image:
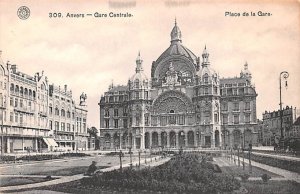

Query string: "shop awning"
[[43, 138, 58, 147]]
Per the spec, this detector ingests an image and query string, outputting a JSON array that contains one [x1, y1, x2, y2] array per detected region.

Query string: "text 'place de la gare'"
[[98, 21, 258, 150]]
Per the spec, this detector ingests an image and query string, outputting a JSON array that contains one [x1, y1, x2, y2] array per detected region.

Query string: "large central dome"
[[155, 20, 197, 65]]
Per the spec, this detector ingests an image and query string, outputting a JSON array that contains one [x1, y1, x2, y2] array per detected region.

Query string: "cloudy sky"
[[0, 0, 299, 128]]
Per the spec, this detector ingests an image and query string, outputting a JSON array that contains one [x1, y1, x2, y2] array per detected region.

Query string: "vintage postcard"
[[0, 0, 299, 193]]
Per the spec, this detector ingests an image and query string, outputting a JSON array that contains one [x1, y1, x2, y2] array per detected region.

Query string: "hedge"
[[81, 153, 240, 193]]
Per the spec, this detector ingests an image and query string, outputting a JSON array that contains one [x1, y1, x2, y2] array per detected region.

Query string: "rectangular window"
[[10, 97, 13, 106], [245, 114, 250, 124], [151, 116, 157, 126], [245, 102, 250, 111], [145, 115, 149, 126], [234, 115, 239, 124], [105, 119, 109, 128], [114, 109, 119, 117], [20, 114, 23, 124], [105, 109, 110, 117], [67, 123, 70, 131], [20, 99, 23, 108], [233, 88, 237, 95], [55, 121, 59, 130], [136, 117, 140, 126], [61, 122, 65, 131], [49, 120, 53, 130], [9, 112, 13, 122], [222, 114, 228, 124], [114, 119, 118, 128], [178, 115, 185, 125], [123, 119, 128, 128], [221, 103, 228, 111], [15, 113, 18, 122], [233, 102, 239, 111], [14, 98, 18, 107], [160, 116, 167, 126], [135, 92, 139, 99], [145, 91, 148, 99], [49, 107, 53, 115], [214, 113, 218, 123], [123, 108, 127, 116], [204, 87, 208, 95]]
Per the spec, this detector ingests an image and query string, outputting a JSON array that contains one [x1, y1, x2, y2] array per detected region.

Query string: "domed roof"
[[155, 21, 197, 65]]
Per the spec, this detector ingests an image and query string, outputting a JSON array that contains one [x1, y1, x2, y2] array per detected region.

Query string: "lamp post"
[[279, 71, 289, 149]]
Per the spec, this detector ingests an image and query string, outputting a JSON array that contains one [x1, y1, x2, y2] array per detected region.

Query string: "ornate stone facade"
[[99, 21, 258, 150], [0, 52, 89, 153]]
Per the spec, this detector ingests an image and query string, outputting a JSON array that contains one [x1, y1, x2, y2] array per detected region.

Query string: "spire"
[[244, 61, 248, 70], [135, 51, 143, 73], [170, 18, 182, 43], [202, 45, 210, 66]]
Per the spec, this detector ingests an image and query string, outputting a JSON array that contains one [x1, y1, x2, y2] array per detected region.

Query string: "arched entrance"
[[215, 130, 220, 147], [179, 131, 185, 148], [170, 131, 176, 148], [152, 132, 159, 148], [104, 133, 111, 150], [233, 130, 241, 149], [187, 131, 194, 147], [145, 132, 150, 149], [161, 132, 167, 147]]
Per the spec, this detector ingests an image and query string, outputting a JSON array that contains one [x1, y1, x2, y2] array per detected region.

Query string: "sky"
[[0, 0, 299, 128]]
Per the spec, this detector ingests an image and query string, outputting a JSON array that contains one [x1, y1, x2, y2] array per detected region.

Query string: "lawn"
[[220, 165, 282, 178], [0, 177, 57, 187], [30, 166, 109, 176], [242, 180, 300, 194]]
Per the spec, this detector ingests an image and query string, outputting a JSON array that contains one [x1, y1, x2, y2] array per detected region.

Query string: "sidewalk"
[[0, 156, 170, 192], [252, 151, 300, 162], [232, 155, 300, 183]]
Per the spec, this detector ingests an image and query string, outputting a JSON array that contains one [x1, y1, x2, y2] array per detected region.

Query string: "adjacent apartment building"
[[262, 106, 299, 145], [0, 51, 89, 153], [98, 21, 258, 150]]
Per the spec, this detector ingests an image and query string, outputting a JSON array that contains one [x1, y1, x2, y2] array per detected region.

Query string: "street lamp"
[[279, 71, 289, 148]]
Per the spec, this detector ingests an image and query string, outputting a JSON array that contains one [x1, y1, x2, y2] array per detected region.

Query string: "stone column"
[[7, 137, 10, 153], [22, 137, 25, 152], [133, 136, 136, 150], [34, 138, 38, 152], [176, 133, 179, 148], [110, 136, 114, 149], [211, 131, 215, 149], [149, 132, 152, 149], [194, 131, 198, 147], [167, 133, 170, 148], [158, 132, 162, 147]]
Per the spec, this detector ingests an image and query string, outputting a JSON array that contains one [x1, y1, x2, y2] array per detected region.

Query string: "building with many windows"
[[0, 51, 88, 153], [261, 106, 299, 146], [98, 21, 258, 150]]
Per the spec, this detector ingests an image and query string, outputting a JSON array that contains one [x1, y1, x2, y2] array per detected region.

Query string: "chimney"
[[64, 84, 67, 91]]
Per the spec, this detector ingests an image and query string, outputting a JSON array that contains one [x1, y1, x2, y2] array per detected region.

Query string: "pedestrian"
[[86, 161, 97, 176]]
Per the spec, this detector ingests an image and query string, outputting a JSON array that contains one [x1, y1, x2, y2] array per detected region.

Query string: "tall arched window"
[[61, 109, 65, 117], [203, 73, 209, 84], [55, 107, 59, 116]]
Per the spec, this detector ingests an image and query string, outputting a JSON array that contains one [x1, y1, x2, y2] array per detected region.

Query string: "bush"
[[80, 153, 240, 193], [240, 173, 250, 182], [261, 173, 271, 183], [0, 155, 16, 162]]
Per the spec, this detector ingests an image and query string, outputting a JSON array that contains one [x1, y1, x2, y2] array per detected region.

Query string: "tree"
[[87, 126, 98, 138]]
